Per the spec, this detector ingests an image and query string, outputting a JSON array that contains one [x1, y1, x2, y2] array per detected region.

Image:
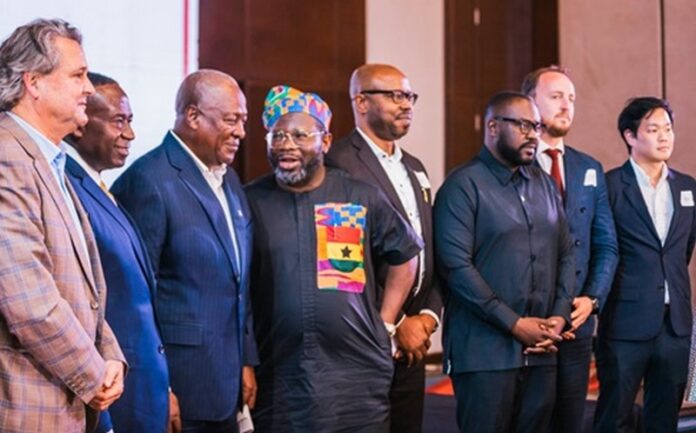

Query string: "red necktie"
[[544, 148, 564, 197]]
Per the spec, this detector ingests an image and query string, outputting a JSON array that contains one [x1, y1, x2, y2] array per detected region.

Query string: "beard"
[[366, 112, 410, 141], [496, 133, 535, 167], [269, 151, 323, 186], [544, 117, 571, 138]]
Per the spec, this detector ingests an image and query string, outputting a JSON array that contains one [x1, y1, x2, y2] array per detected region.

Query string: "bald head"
[[175, 69, 241, 118], [173, 69, 247, 168], [349, 63, 406, 98]]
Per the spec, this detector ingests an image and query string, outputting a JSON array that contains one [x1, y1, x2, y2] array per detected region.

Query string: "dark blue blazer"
[[601, 161, 696, 340], [66, 157, 169, 433], [556, 146, 618, 338], [111, 132, 259, 421]]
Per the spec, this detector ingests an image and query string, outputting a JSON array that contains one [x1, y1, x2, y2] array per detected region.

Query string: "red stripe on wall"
[[183, 0, 189, 77]]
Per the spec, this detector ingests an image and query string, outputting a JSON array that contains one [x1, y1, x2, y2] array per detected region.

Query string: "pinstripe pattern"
[[0, 113, 124, 433]]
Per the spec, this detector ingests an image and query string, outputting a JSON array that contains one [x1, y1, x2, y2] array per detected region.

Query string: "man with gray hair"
[[0, 19, 126, 433]]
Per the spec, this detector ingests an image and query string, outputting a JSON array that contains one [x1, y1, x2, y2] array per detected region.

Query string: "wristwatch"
[[589, 296, 599, 314]]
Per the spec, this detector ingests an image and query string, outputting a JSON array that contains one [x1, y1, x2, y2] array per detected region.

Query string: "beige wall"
[[366, 0, 446, 191]]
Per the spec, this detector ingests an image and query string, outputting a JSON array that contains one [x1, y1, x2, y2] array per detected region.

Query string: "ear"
[[321, 132, 333, 154], [185, 105, 200, 130], [353, 94, 370, 115], [622, 129, 636, 148], [487, 119, 498, 136], [22, 71, 42, 100]]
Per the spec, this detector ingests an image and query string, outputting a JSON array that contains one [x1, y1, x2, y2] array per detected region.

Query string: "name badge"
[[681, 190, 694, 207], [414, 171, 431, 189], [583, 169, 597, 187]]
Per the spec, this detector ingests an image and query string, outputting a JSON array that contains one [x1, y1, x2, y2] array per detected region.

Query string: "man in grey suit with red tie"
[[594, 97, 696, 433], [0, 19, 125, 433], [522, 66, 618, 433], [325, 63, 441, 433]]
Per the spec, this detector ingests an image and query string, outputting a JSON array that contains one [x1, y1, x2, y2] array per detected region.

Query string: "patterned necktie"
[[99, 179, 116, 204], [544, 148, 564, 198]]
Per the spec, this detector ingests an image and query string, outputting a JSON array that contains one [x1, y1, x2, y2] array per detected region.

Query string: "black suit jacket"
[[325, 129, 442, 318], [601, 161, 696, 340]]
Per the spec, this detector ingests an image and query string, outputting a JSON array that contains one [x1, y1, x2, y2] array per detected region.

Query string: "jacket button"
[[580, 207, 586, 213], [158, 345, 165, 354], [574, 240, 581, 246], [90, 301, 99, 310]]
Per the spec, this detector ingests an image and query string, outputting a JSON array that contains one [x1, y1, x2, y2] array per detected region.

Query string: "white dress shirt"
[[630, 157, 673, 304], [173, 131, 241, 271], [356, 128, 438, 325]]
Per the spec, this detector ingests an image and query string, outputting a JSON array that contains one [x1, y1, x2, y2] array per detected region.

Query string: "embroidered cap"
[[262, 85, 332, 131]]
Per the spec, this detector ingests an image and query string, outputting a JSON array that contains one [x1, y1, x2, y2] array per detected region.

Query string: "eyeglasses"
[[494, 116, 544, 135], [265, 129, 325, 147], [360, 89, 419, 105]]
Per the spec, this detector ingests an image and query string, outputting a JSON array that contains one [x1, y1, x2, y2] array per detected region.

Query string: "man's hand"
[[569, 296, 594, 331], [394, 314, 436, 367], [512, 316, 565, 355], [242, 366, 257, 410], [88, 360, 125, 411], [524, 316, 566, 355], [167, 391, 182, 433]]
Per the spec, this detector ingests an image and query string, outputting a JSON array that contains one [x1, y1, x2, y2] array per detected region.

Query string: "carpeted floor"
[[421, 374, 696, 433]]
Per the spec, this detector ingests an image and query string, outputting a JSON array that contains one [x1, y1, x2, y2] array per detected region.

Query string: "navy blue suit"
[[595, 161, 696, 433], [112, 132, 258, 423], [543, 147, 618, 433], [66, 156, 170, 433]]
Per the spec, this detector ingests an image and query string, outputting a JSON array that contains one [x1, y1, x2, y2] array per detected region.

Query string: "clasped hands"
[[393, 314, 437, 367], [512, 316, 566, 355]]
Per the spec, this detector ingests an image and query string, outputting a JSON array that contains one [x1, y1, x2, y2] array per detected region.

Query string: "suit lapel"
[[620, 161, 662, 245], [68, 157, 154, 283], [1, 115, 98, 294], [664, 170, 682, 247], [351, 130, 408, 218], [562, 150, 582, 214], [166, 136, 240, 278]]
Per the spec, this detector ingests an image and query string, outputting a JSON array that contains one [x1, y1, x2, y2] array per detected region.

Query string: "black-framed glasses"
[[360, 89, 419, 105], [265, 129, 325, 148], [494, 116, 544, 135]]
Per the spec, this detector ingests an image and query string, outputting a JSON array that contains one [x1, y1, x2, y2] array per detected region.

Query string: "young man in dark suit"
[[522, 66, 618, 433], [595, 97, 696, 433], [325, 64, 441, 433]]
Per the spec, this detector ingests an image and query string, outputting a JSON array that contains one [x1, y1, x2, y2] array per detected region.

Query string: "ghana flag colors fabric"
[[315, 202, 366, 293]]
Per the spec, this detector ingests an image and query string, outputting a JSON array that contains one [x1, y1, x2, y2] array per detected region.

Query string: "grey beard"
[[274, 166, 308, 185]]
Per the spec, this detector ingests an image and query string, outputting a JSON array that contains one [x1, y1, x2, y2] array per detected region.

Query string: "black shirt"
[[434, 147, 574, 374], [245, 168, 422, 432]]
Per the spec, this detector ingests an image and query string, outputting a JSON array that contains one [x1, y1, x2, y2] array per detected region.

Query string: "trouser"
[[389, 358, 426, 433], [451, 365, 556, 433], [549, 336, 593, 433], [594, 310, 690, 433]]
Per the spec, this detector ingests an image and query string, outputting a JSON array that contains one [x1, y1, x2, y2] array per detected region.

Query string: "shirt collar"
[[356, 127, 403, 162], [536, 138, 565, 157], [629, 157, 669, 189], [479, 146, 529, 185], [7, 111, 65, 168], [66, 145, 103, 186], [171, 130, 227, 187]]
